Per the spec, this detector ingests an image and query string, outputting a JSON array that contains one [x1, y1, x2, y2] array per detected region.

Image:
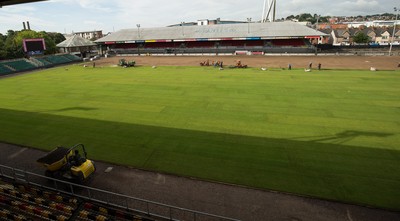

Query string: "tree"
[[319, 16, 329, 23], [298, 13, 313, 22], [37, 31, 57, 54], [0, 38, 6, 60], [0, 33, 5, 42], [6, 30, 16, 39], [4, 30, 22, 59], [353, 32, 370, 44], [48, 32, 66, 44], [4, 30, 62, 57], [0, 29, 67, 59], [286, 15, 296, 20]]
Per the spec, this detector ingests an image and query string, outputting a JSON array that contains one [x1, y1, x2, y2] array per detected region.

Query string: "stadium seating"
[[245, 40, 264, 47], [0, 59, 36, 72], [0, 64, 13, 76], [0, 54, 82, 76], [219, 40, 246, 47], [144, 42, 177, 48], [0, 208, 29, 221], [111, 38, 317, 55], [185, 41, 215, 48], [32, 54, 81, 67], [271, 39, 306, 47], [0, 183, 74, 220], [43, 55, 73, 65], [62, 54, 82, 62], [78, 202, 154, 221], [0, 180, 156, 221], [32, 57, 53, 67], [115, 43, 138, 49]]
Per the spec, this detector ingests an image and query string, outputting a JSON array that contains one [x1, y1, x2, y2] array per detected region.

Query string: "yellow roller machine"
[[37, 144, 95, 183]]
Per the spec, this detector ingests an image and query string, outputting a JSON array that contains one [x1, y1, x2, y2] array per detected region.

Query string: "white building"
[[73, 31, 103, 40], [345, 20, 400, 28]]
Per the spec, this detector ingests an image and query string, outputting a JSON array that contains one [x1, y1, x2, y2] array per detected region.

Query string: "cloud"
[[335, 0, 381, 14], [48, 0, 113, 11], [0, 13, 56, 32], [0, 4, 36, 13], [84, 20, 104, 26], [339, 0, 379, 8], [73, 0, 114, 12], [278, 0, 389, 18], [0, 0, 396, 34], [49, 0, 71, 4], [111, 0, 263, 29]]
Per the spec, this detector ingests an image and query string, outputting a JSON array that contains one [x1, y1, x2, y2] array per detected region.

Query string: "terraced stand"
[[0, 181, 158, 221], [0, 164, 239, 221], [0, 54, 83, 77]]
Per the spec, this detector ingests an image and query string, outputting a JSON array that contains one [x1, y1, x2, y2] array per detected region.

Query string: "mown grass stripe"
[[0, 65, 399, 210]]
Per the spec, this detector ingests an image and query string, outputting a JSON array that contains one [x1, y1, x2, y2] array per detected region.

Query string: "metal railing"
[[0, 164, 240, 221]]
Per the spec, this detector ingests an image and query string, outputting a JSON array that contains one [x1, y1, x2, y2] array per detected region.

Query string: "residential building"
[[330, 27, 400, 45]]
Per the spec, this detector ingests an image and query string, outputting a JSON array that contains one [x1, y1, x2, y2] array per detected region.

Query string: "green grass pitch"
[[0, 65, 399, 210]]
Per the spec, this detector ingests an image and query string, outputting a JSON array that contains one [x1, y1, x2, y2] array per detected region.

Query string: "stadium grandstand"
[[0, 54, 82, 76], [95, 21, 328, 55], [0, 164, 238, 221], [0, 178, 156, 221], [0, 0, 46, 7]]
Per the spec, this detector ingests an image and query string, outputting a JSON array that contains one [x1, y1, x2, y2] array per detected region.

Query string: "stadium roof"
[[0, 0, 46, 7], [56, 35, 96, 48], [95, 22, 328, 44]]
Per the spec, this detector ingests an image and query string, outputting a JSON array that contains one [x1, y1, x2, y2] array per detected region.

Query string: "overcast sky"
[[0, 0, 396, 34]]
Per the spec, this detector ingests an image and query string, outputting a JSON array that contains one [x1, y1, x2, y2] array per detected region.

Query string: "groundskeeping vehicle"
[[37, 144, 95, 183], [118, 59, 135, 67]]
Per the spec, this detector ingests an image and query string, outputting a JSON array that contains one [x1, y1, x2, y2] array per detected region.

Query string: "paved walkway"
[[0, 142, 399, 221]]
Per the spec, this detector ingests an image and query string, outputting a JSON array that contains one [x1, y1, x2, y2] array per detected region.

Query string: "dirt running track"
[[96, 55, 400, 70], [1, 55, 400, 220]]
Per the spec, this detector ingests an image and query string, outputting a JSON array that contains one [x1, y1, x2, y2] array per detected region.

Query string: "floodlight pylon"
[[261, 0, 276, 22]]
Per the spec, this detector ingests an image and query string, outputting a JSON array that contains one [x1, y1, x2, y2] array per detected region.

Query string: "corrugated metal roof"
[[95, 22, 328, 43], [57, 35, 96, 48], [0, 0, 46, 7]]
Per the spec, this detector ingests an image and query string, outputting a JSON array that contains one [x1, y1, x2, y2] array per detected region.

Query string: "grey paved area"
[[0, 142, 399, 221]]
